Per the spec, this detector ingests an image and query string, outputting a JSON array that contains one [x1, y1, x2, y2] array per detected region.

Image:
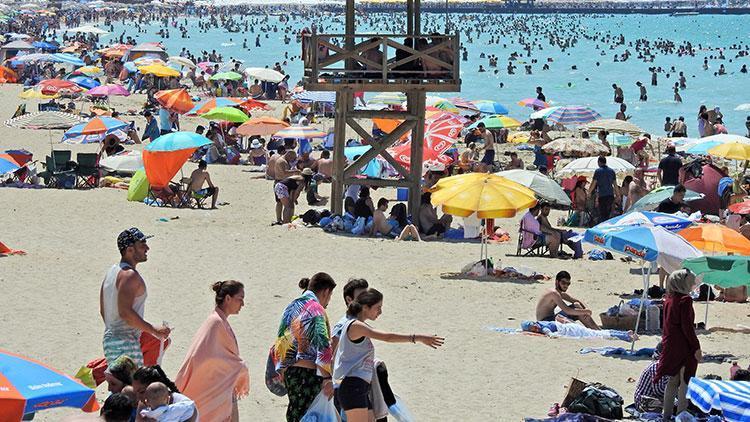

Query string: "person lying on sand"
[[536, 271, 601, 329], [521, 320, 637, 342]]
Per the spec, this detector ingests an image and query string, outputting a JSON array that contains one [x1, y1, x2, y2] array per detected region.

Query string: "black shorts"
[[336, 377, 371, 411]]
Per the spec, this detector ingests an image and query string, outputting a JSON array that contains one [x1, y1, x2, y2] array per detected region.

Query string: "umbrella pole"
[[704, 290, 709, 328], [631, 260, 648, 352]]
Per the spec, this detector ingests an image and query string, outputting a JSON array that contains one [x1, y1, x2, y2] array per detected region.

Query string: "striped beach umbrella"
[[472, 100, 509, 115], [468, 115, 522, 130], [545, 105, 601, 126], [65, 117, 129, 137], [187, 97, 244, 115], [0, 349, 99, 420], [273, 126, 328, 139], [687, 378, 750, 421], [518, 98, 550, 109], [0, 153, 21, 175], [292, 91, 336, 104], [371, 92, 407, 106]]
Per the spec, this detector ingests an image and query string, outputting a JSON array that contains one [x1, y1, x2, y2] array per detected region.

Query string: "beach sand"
[[1, 83, 747, 421]]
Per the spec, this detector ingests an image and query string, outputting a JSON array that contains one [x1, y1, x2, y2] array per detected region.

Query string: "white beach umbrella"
[[99, 151, 143, 174], [495, 169, 572, 207], [584, 118, 644, 135], [168, 56, 196, 69], [244, 67, 285, 83], [558, 156, 635, 176]]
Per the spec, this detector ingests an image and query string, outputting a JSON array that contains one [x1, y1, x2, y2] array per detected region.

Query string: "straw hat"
[[301, 168, 314, 176], [251, 139, 262, 149]]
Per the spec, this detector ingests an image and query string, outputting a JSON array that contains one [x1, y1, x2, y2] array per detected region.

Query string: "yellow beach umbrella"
[[138, 64, 180, 78], [77, 65, 103, 77], [508, 132, 530, 143], [430, 173, 537, 218], [707, 141, 750, 161], [19, 89, 59, 99]]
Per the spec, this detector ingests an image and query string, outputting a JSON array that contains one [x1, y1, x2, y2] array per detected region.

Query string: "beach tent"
[[0, 349, 99, 420], [0, 40, 34, 61]]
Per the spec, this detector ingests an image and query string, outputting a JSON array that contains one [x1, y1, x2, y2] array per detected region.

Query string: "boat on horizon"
[[671, 10, 700, 16]]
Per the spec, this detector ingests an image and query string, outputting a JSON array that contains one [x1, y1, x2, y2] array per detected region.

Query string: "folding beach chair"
[[75, 153, 100, 189], [39, 155, 75, 188], [516, 219, 549, 257]]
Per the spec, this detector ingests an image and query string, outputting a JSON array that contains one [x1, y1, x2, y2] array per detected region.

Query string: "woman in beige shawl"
[[176, 281, 250, 422]]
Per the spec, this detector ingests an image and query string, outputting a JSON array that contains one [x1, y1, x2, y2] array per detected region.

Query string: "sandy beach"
[[1, 80, 748, 421]]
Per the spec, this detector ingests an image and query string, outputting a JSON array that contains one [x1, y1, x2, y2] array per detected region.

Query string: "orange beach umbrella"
[[236, 116, 289, 137], [154, 88, 194, 114], [678, 224, 750, 255]]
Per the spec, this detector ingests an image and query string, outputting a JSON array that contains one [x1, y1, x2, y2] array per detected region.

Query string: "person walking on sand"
[[656, 269, 701, 420], [334, 288, 444, 422], [100, 228, 170, 367], [273, 273, 337, 422], [176, 280, 249, 422]]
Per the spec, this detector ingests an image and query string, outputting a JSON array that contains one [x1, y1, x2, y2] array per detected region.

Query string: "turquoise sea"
[[103, 13, 750, 135]]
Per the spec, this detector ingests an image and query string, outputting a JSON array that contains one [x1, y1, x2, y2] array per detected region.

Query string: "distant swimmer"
[[636, 81, 647, 102], [612, 84, 624, 104]]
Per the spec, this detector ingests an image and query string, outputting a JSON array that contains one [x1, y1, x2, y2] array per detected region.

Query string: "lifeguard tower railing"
[[302, 34, 461, 92]]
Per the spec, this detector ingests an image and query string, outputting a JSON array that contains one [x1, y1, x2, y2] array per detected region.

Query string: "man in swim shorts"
[[535, 270, 600, 329], [188, 159, 219, 209]]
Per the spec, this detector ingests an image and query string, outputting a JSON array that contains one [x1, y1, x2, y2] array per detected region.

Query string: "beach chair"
[[516, 219, 549, 257], [39, 155, 75, 188], [179, 177, 208, 209], [52, 150, 72, 169], [75, 153, 100, 189]]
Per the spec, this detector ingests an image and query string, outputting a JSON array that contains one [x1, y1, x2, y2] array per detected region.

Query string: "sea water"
[[103, 13, 750, 135]]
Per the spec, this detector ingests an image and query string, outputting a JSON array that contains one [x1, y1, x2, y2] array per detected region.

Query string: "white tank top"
[[102, 263, 147, 335]]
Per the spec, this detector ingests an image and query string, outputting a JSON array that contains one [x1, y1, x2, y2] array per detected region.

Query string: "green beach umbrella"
[[468, 115, 522, 130], [201, 106, 248, 123], [683, 256, 750, 288], [630, 185, 704, 212], [209, 71, 243, 81]]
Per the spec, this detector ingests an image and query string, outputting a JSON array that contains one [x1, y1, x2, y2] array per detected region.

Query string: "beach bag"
[[301, 209, 322, 225], [568, 383, 623, 419], [300, 391, 337, 422], [265, 346, 287, 397]]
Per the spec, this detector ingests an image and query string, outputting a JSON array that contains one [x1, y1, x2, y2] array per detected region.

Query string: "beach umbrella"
[[558, 156, 635, 176], [65, 116, 128, 138], [530, 106, 559, 120], [545, 105, 601, 126], [32, 40, 58, 51], [686, 378, 750, 422], [167, 56, 195, 68], [596, 211, 693, 231], [388, 137, 454, 172], [518, 98, 550, 109], [11, 53, 55, 64], [50, 53, 85, 66], [629, 185, 704, 212], [209, 71, 243, 81], [98, 150, 143, 174], [0, 153, 21, 175], [236, 116, 289, 137], [425, 110, 469, 126], [424, 116, 463, 145], [472, 100, 509, 115], [201, 107, 249, 123], [451, 97, 480, 111], [542, 137, 609, 156], [468, 115, 522, 130], [292, 91, 336, 104], [36, 79, 82, 95], [273, 126, 328, 139], [371, 92, 407, 106], [495, 169, 571, 207], [187, 97, 243, 115], [133, 57, 165, 67], [244, 67, 285, 83], [68, 75, 100, 90], [678, 224, 750, 255], [0, 65, 18, 83], [432, 99, 460, 114], [143, 132, 211, 187], [684, 140, 724, 156], [18, 88, 59, 99], [138, 64, 180, 78], [584, 224, 702, 346], [75, 65, 103, 77], [728, 200, 750, 215], [0, 349, 99, 420], [154, 88, 194, 114], [4, 111, 85, 129], [86, 84, 130, 97], [707, 141, 750, 161], [684, 256, 750, 288], [584, 119, 644, 135], [430, 173, 537, 218], [238, 98, 271, 113], [702, 133, 750, 144]]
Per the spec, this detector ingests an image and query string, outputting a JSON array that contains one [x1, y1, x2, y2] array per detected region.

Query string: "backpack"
[[301, 209, 322, 225], [568, 383, 623, 420]]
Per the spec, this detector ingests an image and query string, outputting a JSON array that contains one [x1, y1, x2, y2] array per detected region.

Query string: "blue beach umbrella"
[[68, 75, 100, 90], [472, 100, 509, 115], [0, 154, 20, 174], [685, 140, 722, 156], [595, 211, 693, 231], [32, 41, 57, 51], [687, 378, 750, 422], [345, 145, 382, 178], [51, 53, 85, 66], [546, 105, 601, 126], [144, 131, 212, 152], [0, 349, 99, 420]]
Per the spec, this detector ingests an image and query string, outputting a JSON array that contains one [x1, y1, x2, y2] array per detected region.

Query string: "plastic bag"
[[300, 391, 337, 422], [388, 395, 415, 422]]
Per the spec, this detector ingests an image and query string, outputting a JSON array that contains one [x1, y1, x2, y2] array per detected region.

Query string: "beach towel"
[[176, 309, 249, 422], [0, 241, 25, 256], [578, 347, 656, 357]]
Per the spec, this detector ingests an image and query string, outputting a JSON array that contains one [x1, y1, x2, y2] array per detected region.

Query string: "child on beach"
[[140, 382, 196, 422]]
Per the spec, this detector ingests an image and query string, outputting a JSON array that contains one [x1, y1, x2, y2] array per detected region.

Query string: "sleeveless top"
[[333, 319, 375, 383], [102, 263, 147, 336]]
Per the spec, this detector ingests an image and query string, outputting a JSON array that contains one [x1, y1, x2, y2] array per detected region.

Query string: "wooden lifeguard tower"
[[302, 0, 461, 218]]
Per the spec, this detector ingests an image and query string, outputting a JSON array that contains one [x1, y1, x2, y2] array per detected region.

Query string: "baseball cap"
[[117, 227, 153, 251]]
